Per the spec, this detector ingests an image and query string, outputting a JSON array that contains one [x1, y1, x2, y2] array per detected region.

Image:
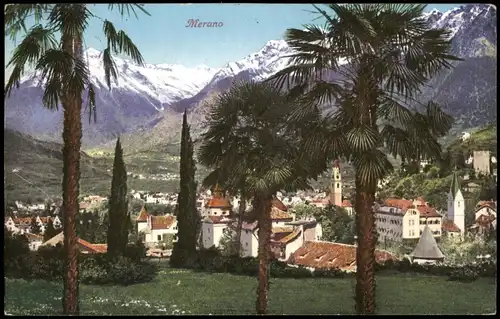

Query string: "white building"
[[447, 172, 465, 235], [239, 204, 319, 261], [4, 216, 62, 235], [136, 206, 178, 247], [375, 198, 443, 243], [201, 216, 233, 249], [473, 201, 497, 229]]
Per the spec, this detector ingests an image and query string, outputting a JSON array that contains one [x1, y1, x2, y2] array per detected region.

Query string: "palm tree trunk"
[[255, 193, 272, 315], [61, 34, 83, 315], [354, 175, 377, 315], [236, 195, 246, 256]]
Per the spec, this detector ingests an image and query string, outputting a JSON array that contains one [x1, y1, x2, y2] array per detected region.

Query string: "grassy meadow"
[[4, 264, 496, 315]]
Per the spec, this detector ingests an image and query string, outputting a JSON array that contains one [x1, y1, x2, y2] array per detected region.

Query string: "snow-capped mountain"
[[4, 4, 496, 148], [5, 49, 219, 145]]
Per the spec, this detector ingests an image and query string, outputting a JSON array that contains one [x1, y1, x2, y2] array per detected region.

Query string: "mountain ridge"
[[4, 4, 497, 151]]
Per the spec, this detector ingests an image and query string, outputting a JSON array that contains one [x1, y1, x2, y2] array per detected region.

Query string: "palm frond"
[[47, 4, 91, 39], [107, 4, 150, 19], [4, 4, 52, 42], [5, 25, 57, 98], [34, 49, 89, 110], [102, 47, 118, 89], [352, 149, 394, 185]]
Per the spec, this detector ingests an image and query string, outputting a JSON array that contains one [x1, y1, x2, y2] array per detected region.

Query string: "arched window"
[[336, 183, 340, 188]]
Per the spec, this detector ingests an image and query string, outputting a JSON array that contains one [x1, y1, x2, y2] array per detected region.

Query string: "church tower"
[[329, 160, 342, 206], [447, 171, 465, 235]]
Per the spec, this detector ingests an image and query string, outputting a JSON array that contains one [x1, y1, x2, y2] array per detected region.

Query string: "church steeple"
[[329, 160, 342, 206], [447, 170, 465, 235]]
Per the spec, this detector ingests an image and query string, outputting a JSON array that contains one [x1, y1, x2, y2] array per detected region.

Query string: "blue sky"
[[5, 4, 461, 69]]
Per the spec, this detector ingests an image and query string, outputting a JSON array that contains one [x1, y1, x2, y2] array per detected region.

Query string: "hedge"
[[190, 248, 496, 280], [4, 243, 158, 285]]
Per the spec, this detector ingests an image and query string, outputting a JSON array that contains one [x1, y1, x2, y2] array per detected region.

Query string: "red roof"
[[151, 215, 176, 230], [79, 202, 89, 210], [77, 238, 107, 254], [206, 197, 232, 209], [272, 198, 288, 212], [416, 205, 441, 218], [136, 206, 149, 222], [342, 200, 352, 208], [384, 199, 413, 212], [442, 219, 461, 232], [288, 241, 398, 271], [270, 207, 293, 220]]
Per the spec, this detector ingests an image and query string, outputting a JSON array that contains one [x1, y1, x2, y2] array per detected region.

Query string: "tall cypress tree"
[[170, 111, 200, 268], [107, 138, 129, 257]]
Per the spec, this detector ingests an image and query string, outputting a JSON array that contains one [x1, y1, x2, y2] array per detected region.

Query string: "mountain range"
[[4, 4, 497, 152]]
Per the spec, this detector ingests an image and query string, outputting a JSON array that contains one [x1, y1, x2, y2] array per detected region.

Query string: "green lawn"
[[4, 267, 497, 315]]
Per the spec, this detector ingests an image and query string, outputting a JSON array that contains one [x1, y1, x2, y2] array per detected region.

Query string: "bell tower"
[[329, 160, 342, 206]]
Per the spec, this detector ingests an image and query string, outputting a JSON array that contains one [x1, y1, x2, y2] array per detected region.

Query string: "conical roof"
[[411, 225, 445, 259], [449, 171, 461, 199]]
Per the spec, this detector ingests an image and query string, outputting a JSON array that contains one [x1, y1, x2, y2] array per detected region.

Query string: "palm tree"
[[4, 4, 149, 314], [268, 4, 458, 314], [198, 81, 325, 314]]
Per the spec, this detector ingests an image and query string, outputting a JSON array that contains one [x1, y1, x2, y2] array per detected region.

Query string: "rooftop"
[[288, 241, 398, 271]]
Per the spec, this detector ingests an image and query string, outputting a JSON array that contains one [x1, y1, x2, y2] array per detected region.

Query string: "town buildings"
[[4, 216, 62, 235]]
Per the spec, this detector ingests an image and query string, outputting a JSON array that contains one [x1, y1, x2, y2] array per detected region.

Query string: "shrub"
[[124, 241, 147, 262], [448, 266, 479, 282], [106, 256, 158, 285], [4, 232, 30, 259], [314, 268, 347, 279]]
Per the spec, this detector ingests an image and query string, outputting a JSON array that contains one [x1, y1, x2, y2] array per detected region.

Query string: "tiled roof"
[[384, 199, 413, 212], [136, 206, 149, 222], [88, 244, 108, 253], [342, 200, 352, 208], [79, 202, 89, 210], [288, 241, 397, 271], [277, 228, 301, 244], [206, 197, 232, 209], [416, 205, 441, 218], [151, 215, 176, 230], [77, 238, 107, 254], [270, 207, 293, 220], [272, 198, 288, 212], [442, 219, 461, 232]]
